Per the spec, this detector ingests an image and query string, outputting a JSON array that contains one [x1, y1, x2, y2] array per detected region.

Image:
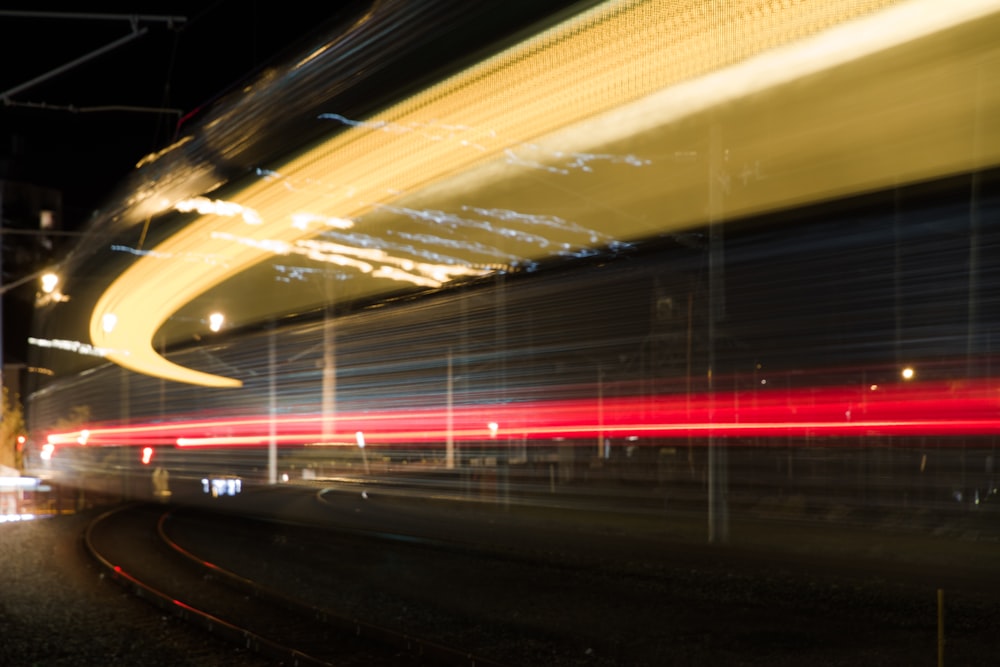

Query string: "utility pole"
[[707, 125, 729, 544]]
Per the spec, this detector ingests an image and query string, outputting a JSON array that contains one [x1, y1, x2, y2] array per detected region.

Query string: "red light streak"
[[42, 379, 1000, 451]]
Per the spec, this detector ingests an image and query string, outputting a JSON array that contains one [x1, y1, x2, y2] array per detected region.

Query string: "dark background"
[[0, 2, 356, 229], [0, 3, 360, 372], [0, 1, 592, 370]]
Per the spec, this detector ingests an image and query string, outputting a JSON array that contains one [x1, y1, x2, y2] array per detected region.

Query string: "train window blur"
[[202, 477, 242, 498], [9, 4, 999, 664], [20, 0, 1000, 552]]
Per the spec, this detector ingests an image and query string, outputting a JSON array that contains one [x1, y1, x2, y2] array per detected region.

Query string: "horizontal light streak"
[[28, 337, 116, 358], [0, 476, 43, 489], [44, 379, 1000, 453]]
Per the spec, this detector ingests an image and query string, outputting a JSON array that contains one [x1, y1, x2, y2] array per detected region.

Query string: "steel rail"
[[84, 504, 332, 666], [85, 503, 510, 667]]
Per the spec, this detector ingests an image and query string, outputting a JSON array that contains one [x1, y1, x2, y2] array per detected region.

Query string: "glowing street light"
[[901, 366, 915, 381], [35, 271, 69, 307], [2, 268, 65, 390], [208, 312, 225, 333], [40, 272, 59, 294]]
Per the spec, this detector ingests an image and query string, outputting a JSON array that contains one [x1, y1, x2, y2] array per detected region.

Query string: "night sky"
[[0, 2, 355, 228], [1, 3, 363, 368]]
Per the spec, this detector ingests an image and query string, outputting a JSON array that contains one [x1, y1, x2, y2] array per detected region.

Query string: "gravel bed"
[[0, 510, 274, 667], [4, 501, 1000, 666]]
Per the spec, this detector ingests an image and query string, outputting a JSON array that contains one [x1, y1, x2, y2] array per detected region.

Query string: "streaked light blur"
[[21, 0, 1000, 551], [38, 376, 1000, 452], [87, 0, 1000, 387]]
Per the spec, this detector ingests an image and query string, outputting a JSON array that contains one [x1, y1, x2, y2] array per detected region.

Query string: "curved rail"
[[84, 504, 334, 665], [157, 509, 511, 667], [85, 503, 509, 667]]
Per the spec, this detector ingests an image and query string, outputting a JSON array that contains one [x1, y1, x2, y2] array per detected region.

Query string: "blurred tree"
[[1, 386, 26, 470]]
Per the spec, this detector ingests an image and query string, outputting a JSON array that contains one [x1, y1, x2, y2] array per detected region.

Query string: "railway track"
[[81, 490, 1000, 666], [84, 502, 511, 666]]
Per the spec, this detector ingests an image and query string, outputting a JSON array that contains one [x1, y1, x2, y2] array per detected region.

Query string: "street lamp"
[[34, 271, 67, 307], [0, 266, 59, 297], [1, 268, 62, 395], [40, 272, 58, 294]]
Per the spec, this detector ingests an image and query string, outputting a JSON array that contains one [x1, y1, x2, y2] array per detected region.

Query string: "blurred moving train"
[[22, 0, 1000, 531]]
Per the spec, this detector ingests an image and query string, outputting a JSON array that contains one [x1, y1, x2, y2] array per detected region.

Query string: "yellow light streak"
[[89, 0, 1000, 387]]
